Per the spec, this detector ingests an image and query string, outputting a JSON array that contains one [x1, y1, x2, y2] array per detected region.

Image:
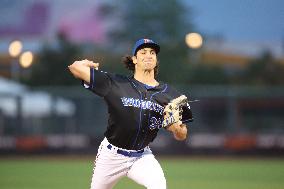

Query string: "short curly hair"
[[122, 55, 159, 77]]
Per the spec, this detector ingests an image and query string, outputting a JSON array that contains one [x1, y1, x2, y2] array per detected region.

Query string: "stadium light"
[[19, 51, 33, 68], [9, 40, 23, 57], [185, 33, 203, 49]]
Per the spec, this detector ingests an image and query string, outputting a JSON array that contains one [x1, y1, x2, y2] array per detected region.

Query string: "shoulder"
[[111, 73, 130, 83], [98, 70, 128, 82], [163, 83, 182, 98]]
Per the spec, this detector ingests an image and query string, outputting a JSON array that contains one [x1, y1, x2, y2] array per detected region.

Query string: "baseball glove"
[[162, 95, 188, 128]]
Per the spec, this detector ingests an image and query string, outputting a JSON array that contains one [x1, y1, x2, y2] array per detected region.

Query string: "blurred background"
[[0, 0, 284, 188]]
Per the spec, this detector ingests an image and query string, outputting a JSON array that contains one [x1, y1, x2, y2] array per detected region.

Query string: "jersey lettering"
[[121, 97, 164, 115]]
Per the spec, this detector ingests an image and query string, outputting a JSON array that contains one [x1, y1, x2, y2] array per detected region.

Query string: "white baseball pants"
[[90, 138, 166, 189]]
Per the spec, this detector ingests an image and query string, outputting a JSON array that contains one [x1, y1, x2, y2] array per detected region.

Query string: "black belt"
[[107, 144, 144, 157]]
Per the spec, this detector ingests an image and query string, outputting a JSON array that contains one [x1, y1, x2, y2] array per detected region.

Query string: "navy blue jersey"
[[83, 68, 193, 150]]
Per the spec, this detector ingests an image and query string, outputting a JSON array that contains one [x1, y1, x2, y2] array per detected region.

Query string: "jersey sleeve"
[[82, 67, 113, 97]]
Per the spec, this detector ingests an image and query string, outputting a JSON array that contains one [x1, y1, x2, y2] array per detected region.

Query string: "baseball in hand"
[[82, 59, 99, 70]]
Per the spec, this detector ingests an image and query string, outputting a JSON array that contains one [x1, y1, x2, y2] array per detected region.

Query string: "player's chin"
[[144, 64, 156, 71]]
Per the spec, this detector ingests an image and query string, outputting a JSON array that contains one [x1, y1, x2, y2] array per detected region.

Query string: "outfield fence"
[[0, 85, 284, 154]]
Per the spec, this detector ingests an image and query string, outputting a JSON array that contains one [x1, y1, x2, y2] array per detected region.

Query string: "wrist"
[[173, 124, 187, 141]]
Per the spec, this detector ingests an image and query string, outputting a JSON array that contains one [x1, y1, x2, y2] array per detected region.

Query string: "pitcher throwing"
[[68, 38, 193, 189]]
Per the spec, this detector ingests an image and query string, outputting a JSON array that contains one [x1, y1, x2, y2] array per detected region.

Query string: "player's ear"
[[132, 56, 137, 64]]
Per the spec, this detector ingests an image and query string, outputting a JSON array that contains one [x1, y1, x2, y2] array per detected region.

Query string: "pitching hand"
[[81, 59, 100, 70]]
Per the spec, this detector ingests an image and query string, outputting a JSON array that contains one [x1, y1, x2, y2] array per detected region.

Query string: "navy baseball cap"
[[132, 38, 160, 56]]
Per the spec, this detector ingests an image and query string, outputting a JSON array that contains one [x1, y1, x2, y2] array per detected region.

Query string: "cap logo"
[[144, 39, 151, 43], [132, 38, 160, 55]]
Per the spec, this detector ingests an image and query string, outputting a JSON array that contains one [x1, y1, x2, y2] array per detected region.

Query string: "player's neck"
[[134, 70, 158, 86]]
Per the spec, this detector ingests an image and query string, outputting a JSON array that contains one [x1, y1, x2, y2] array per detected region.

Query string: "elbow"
[[68, 63, 81, 78], [68, 64, 76, 74]]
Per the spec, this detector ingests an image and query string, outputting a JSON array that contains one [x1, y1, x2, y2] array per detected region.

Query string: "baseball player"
[[68, 38, 193, 189]]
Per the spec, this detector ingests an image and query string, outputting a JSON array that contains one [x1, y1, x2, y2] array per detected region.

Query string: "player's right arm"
[[68, 59, 99, 83], [69, 59, 112, 97]]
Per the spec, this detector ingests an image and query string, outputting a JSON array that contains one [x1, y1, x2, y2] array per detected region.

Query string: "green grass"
[[0, 156, 284, 189]]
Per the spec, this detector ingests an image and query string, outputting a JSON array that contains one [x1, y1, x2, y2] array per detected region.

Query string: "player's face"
[[133, 47, 157, 72]]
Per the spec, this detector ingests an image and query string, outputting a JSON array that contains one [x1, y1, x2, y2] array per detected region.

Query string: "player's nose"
[[145, 53, 153, 59], [144, 57, 153, 62]]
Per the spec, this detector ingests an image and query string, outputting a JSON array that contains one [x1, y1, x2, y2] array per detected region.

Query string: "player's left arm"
[[166, 122, 188, 141]]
